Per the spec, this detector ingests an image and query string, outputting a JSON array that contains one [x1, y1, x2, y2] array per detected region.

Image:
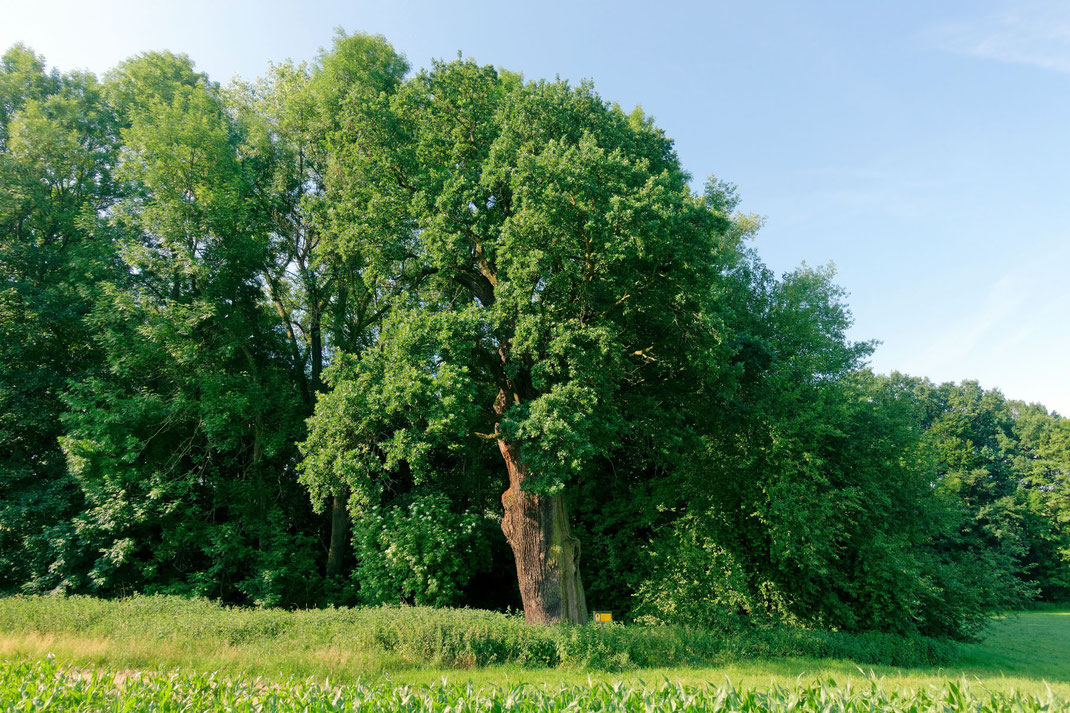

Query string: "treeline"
[[1, 33, 1067, 639]]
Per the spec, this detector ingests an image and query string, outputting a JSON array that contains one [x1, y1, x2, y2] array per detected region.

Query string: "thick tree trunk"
[[497, 437, 588, 625], [325, 493, 348, 578]]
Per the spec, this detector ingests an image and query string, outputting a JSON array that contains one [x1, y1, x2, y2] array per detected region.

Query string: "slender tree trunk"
[[306, 293, 340, 576], [268, 289, 310, 407], [309, 297, 324, 393], [325, 493, 348, 578], [497, 437, 588, 625], [310, 323, 323, 392]]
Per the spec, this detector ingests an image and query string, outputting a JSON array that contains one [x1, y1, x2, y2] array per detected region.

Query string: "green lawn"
[[955, 610, 1070, 682]]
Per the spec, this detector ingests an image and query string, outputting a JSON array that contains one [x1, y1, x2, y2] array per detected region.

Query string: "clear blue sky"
[[4, 0, 1068, 413]]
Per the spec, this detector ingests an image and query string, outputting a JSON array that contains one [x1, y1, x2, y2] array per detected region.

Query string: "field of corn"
[[3, 656, 1066, 712]]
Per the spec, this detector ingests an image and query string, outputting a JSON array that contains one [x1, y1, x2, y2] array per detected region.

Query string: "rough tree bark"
[[497, 436, 588, 625]]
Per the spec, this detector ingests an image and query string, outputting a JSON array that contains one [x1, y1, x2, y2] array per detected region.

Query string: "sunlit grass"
[[1, 596, 1068, 699]]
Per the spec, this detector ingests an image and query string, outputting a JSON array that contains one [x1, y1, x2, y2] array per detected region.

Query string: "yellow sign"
[[594, 611, 612, 623]]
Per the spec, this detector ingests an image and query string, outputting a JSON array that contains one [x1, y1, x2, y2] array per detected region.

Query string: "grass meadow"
[[0, 596, 1067, 710]]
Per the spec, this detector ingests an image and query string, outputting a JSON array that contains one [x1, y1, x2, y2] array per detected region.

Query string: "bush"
[[349, 494, 490, 606]]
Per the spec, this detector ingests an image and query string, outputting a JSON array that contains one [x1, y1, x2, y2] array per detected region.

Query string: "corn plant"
[[0, 657, 1064, 712]]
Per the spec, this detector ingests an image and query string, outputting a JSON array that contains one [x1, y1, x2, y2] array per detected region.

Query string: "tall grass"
[[0, 595, 954, 673], [2, 656, 1063, 712]]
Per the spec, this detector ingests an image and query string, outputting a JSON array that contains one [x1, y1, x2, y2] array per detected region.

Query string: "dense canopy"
[[1, 33, 1067, 637]]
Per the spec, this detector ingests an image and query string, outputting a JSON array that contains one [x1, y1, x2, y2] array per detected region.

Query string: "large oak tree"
[[299, 57, 745, 624]]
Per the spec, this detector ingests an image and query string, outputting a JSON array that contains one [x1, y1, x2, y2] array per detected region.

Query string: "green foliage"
[[54, 51, 320, 606], [0, 45, 119, 594], [350, 494, 491, 606], [886, 375, 1070, 601], [631, 513, 770, 630], [586, 259, 1020, 639], [302, 52, 738, 502]]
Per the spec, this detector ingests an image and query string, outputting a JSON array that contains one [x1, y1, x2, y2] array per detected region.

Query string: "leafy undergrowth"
[[4, 656, 1065, 713], [0, 595, 954, 676]]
